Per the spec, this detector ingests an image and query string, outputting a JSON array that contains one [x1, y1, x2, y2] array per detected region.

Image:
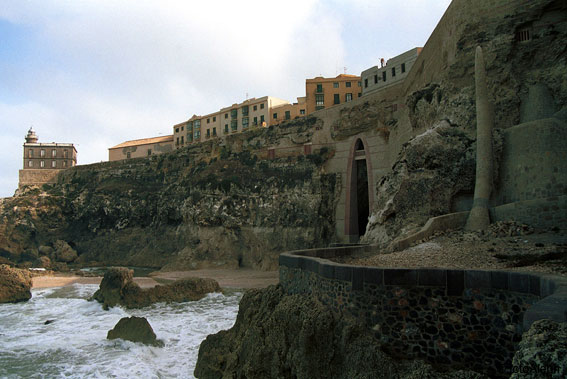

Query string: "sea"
[[0, 284, 242, 378]]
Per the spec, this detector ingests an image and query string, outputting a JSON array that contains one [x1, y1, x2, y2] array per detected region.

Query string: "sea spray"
[[0, 284, 241, 378]]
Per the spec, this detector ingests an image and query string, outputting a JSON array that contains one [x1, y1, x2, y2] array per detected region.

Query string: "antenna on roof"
[[344, 66, 347, 74], [246, 92, 248, 100]]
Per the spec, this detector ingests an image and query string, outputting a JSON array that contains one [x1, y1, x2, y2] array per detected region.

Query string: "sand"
[[32, 269, 279, 290]]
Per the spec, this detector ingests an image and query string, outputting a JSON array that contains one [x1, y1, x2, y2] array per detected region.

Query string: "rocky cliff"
[[0, 133, 338, 271]]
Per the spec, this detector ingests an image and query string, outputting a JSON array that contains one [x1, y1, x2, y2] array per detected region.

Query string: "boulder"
[[107, 316, 163, 347], [53, 240, 78, 263], [0, 264, 32, 303], [91, 267, 221, 309], [511, 319, 567, 378]]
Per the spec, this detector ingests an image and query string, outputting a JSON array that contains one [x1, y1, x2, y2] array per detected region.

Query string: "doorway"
[[345, 138, 373, 242]]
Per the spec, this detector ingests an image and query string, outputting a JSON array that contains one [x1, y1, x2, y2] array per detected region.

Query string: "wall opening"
[[346, 139, 371, 241], [356, 155, 369, 237]]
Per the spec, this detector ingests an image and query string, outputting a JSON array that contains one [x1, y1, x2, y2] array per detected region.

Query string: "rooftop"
[[109, 135, 173, 149]]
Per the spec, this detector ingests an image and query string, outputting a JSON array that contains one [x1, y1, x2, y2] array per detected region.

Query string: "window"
[[213, 127, 217, 136], [224, 124, 229, 133], [206, 129, 211, 137], [175, 127, 179, 133], [285, 111, 290, 120], [316, 83, 323, 93], [346, 93, 353, 102], [260, 115, 265, 124], [40, 149, 45, 157], [358, 93, 362, 97], [188, 133, 193, 142], [194, 119, 201, 128], [64, 150, 68, 158], [358, 81, 361, 87], [315, 94, 324, 110], [334, 94, 340, 104], [242, 106, 249, 116], [126, 152, 131, 159], [346, 82, 352, 88], [374, 74, 378, 84], [52, 149, 57, 157], [213, 116, 216, 122], [253, 105, 257, 111], [242, 117, 249, 128], [181, 136, 184, 144], [28, 160, 33, 167], [364, 78, 368, 88], [176, 137, 179, 146], [207, 118, 210, 124], [231, 109, 237, 118], [28, 149, 33, 158], [333, 82, 339, 88], [181, 126, 184, 131], [516, 29, 531, 42], [225, 113, 228, 119], [260, 103, 264, 109], [382, 71, 387, 81], [253, 116, 258, 125], [392, 67, 396, 77], [231, 119, 238, 131], [63, 161, 67, 168], [401, 63, 406, 73], [273, 113, 278, 120], [300, 109, 305, 115], [148, 149, 152, 156], [187, 121, 193, 130], [194, 130, 201, 138]]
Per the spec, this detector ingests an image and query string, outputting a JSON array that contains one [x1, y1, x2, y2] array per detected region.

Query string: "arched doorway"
[[345, 137, 374, 242]]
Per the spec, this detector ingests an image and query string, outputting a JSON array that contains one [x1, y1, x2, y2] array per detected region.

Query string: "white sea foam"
[[0, 284, 242, 378]]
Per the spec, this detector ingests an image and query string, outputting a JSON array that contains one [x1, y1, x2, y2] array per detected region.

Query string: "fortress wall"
[[279, 249, 567, 378], [18, 169, 62, 187]]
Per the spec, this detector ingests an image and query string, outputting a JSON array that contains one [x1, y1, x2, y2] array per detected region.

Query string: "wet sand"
[[32, 269, 279, 290]]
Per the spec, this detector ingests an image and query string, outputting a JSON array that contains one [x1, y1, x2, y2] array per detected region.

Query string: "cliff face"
[[363, 0, 567, 245], [195, 285, 487, 379], [0, 136, 339, 270]]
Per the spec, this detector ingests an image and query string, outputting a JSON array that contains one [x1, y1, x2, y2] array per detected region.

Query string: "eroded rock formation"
[[91, 267, 221, 309], [107, 316, 164, 347], [0, 264, 32, 303]]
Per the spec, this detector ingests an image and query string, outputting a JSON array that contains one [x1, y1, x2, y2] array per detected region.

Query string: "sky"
[[0, 0, 452, 198]]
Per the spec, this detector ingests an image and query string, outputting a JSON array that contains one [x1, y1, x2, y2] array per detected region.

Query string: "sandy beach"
[[32, 268, 279, 290]]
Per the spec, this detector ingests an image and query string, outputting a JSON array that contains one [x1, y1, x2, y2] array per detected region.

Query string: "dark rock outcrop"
[[511, 319, 567, 378], [195, 285, 486, 379], [107, 316, 164, 347], [0, 264, 32, 303], [91, 267, 221, 310], [53, 240, 78, 263]]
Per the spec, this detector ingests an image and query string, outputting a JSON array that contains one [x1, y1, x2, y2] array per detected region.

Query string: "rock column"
[[466, 46, 494, 231]]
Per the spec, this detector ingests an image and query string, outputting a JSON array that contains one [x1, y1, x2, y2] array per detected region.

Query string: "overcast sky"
[[0, 0, 451, 198]]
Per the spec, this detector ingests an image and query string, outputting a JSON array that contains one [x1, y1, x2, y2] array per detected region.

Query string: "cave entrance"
[[345, 138, 372, 243]]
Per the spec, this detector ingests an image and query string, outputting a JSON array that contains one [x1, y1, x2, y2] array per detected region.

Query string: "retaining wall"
[[279, 248, 567, 377]]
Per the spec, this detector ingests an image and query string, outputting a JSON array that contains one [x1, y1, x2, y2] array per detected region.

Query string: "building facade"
[[108, 135, 173, 161], [271, 97, 307, 125], [305, 74, 362, 115], [19, 128, 77, 187], [173, 96, 289, 149], [361, 47, 422, 96]]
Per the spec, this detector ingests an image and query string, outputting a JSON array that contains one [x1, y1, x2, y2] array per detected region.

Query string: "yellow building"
[[173, 96, 290, 149], [305, 74, 362, 114], [108, 135, 173, 161], [271, 97, 307, 125]]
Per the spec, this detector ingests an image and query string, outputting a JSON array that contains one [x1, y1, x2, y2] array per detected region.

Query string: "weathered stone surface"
[[91, 267, 221, 309], [53, 240, 78, 263], [511, 319, 567, 378], [0, 264, 32, 303], [195, 285, 486, 379], [107, 316, 164, 347]]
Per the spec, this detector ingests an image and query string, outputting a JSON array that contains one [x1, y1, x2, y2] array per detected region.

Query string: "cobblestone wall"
[[279, 250, 567, 377]]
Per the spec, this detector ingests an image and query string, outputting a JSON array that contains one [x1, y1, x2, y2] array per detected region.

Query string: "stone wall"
[[18, 169, 62, 187], [279, 249, 567, 377]]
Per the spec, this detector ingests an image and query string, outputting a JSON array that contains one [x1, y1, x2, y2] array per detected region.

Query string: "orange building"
[[108, 135, 173, 161], [305, 74, 362, 114], [271, 97, 307, 125]]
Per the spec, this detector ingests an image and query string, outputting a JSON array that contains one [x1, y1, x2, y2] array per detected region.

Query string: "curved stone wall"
[[279, 248, 567, 377]]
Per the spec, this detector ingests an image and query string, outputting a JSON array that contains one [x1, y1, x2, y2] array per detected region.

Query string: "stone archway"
[[344, 137, 374, 243]]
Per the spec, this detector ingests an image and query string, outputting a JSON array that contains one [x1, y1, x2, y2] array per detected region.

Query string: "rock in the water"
[[511, 319, 567, 378], [91, 267, 221, 309], [53, 240, 78, 263], [107, 316, 163, 347], [0, 264, 32, 303]]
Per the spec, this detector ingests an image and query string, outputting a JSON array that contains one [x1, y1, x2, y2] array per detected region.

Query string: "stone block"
[[363, 267, 383, 285], [490, 271, 509, 290], [509, 273, 529, 293], [529, 275, 541, 296], [384, 269, 417, 286], [319, 262, 335, 279], [447, 270, 464, 296], [352, 267, 364, 291], [335, 265, 353, 282], [418, 269, 447, 287], [279, 254, 299, 269], [465, 270, 491, 289]]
